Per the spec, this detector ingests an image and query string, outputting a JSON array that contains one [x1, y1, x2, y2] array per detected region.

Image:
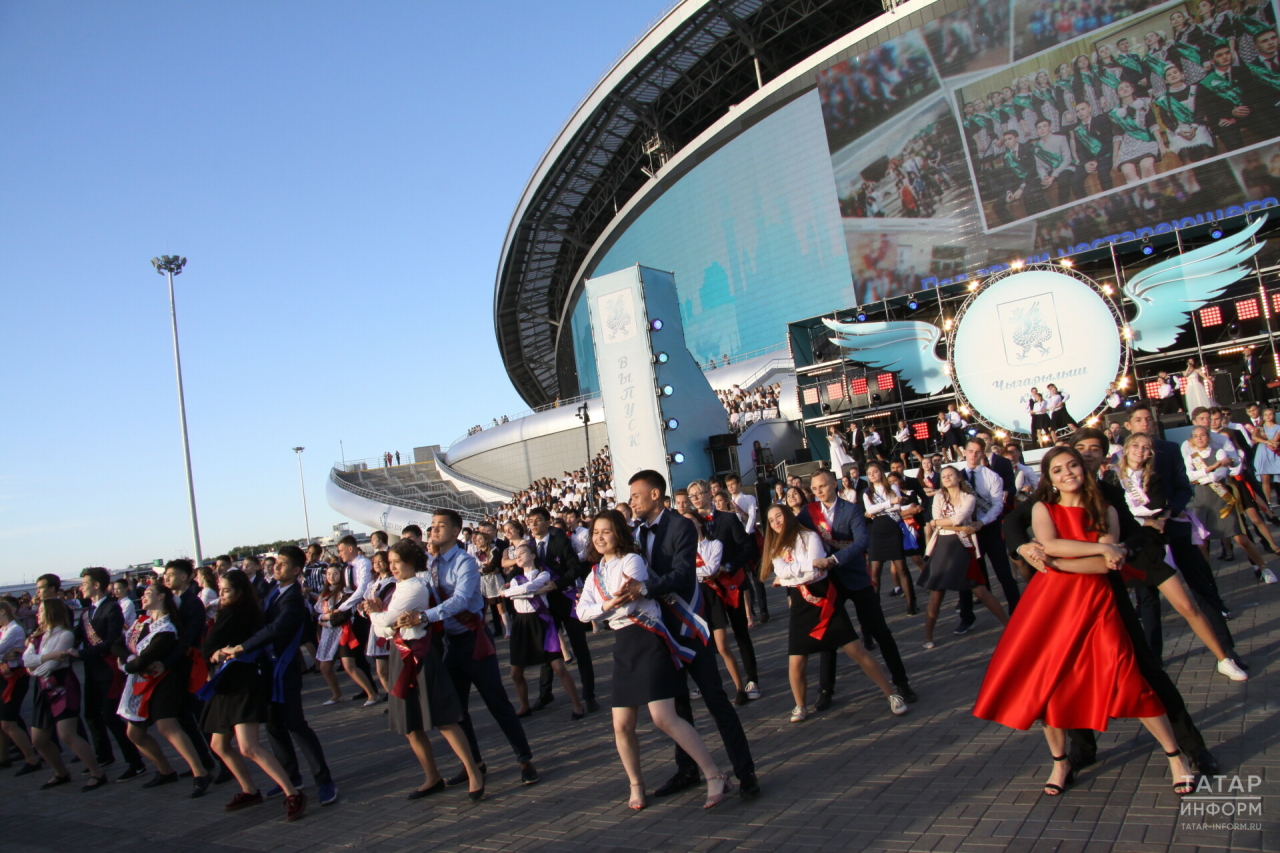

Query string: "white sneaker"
[[689, 687, 702, 700], [789, 705, 808, 723], [922, 641, 935, 650], [363, 698, 379, 707], [323, 699, 339, 706], [1217, 658, 1249, 681], [888, 694, 909, 716], [745, 681, 761, 700], [1262, 567, 1279, 584]]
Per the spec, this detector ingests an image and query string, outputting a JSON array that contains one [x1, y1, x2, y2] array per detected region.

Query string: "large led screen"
[[576, 0, 1280, 391]]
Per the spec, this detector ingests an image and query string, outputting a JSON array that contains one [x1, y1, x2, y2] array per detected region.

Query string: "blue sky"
[[0, 1, 667, 584]]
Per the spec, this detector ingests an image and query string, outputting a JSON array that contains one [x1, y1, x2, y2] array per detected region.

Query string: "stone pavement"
[[2, 558, 1276, 853]]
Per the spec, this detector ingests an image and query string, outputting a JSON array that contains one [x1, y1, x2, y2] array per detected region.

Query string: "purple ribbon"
[[515, 574, 562, 655]]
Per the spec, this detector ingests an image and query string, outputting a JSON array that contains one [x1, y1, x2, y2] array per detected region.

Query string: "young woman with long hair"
[[315, 565, 378, 706], [974, 447, 1196, 798], [362, 550, 396, 697], [576, 510, 732, 811], [761, 505, 905, 723], [117, 581, 212, 796], [22, 598, 105, 791], [500, 543, 583, 718], [204, 570, 305, 813], [863, 462, 916, 614], [921, 466, 1009, 648]]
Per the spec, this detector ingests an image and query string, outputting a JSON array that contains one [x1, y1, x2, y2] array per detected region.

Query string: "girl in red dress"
[[973, 447, 1196, 797]]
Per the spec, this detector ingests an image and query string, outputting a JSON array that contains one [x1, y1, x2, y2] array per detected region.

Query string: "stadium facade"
[[330, 0, 1280, 531]]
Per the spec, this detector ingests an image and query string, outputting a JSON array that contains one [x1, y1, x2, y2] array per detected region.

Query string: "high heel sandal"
[[628, 783, 647, 811], [1166, 749, 1196, 795], [1042, 755, 1074, 797], [703, 773, 736, 809]]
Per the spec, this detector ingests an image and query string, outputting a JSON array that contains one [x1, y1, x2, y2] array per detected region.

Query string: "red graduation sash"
[[807, 501, 854, 550], [0, 662, 26, 703], [391, 633, 432, 700], [797, 581, 837, 641]]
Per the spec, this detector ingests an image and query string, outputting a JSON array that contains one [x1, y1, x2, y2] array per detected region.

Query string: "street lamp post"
[[576, 402, 593, 511], [151, 255, 203, 564], [293, 447, 312, 544]]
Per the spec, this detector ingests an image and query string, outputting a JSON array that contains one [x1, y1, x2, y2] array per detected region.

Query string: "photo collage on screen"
[[815, 0, 1280, 302]]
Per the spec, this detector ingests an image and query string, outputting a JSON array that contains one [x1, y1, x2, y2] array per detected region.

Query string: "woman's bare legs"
[[1158, 576, 1230, 660], [841, 640, 894, 697], [612, 707, 647, 808], [713, 628, 744, 693], [340, 657, 377, 701], [319, 660, 342, 701], [154, 717, 207, 778], [126, 722, 173, 774], [550, 659, 584, 714], [234, 722, 297, 795]]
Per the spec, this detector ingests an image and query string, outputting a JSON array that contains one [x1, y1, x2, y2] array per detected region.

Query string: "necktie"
[[537, 540, 547, 563], [966, 468, 976, 487]]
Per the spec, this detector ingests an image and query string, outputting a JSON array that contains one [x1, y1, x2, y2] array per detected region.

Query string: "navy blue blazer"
[[796, 497, 871, 591], [1152, 437, 1193, 518]]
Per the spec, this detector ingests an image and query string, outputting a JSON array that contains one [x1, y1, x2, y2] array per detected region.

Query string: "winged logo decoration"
[[822, 214, 1267, 395], [822, 319, 951, 395], [1123, 215, 1266, 352]]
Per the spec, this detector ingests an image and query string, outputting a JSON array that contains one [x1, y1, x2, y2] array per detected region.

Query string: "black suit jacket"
[[75, 596, 125, 682], [987, 453, 1017, 503], [534, 528, 585, 592], [250, 574, 271, 602], [160, 585, 206, 672], [241, 582, 308, 687], [1152, 437, 1194, 517], [638, 509, 698, 605], [1003, 479, 1144, 558], [705, 509, 757, 574]]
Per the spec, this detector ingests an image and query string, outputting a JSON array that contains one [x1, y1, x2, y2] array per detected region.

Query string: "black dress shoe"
[[734, 690, 749, 707], [82, 774, 109, 792], [520, 761, 540, 785], [585, 698, 600, 713], [468, 785, 485, 802], [533, 696, 554, 711], [653, 770, 700, 797], [1066, 751, 1096, 771], [14, 761, 42, 778], [143, 772, 179, 789], [516, 708, 533, 718], [813, 690, 833, 712], [446, 762, 485, 787], [406, 778, 445, 800], [1191, 748, 1220, 776], [863, 636, 877, 651], [191, 774, 212, 799], [738, 772, 761, 800], [40, 774, 71, 790], [117, 763, 147, 781], [895, 684, 919, 704]]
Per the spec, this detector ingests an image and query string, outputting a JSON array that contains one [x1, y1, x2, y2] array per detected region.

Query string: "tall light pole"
[[152, 255, 203, 564], [293, 446, 312, 544]]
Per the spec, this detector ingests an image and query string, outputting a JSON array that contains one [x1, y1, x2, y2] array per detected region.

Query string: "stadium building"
[[330, 0, 1280, 531]]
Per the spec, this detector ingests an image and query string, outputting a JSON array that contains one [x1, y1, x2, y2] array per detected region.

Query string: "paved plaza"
[[2, 559, 1276, 853]]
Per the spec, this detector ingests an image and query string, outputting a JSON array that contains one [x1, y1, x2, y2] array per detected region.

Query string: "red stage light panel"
[[802, 387, 819, 405], [1237, 298, 1260, 320], [826, 380, 846, 399], [850, 377, 869, 395], [1272, 292, 1280, 314], [877, 373, 895, 391], [1199, 306, 1223, 326], [1178, 376, 1187, 391], [911, 422, 930, 440], [1144, 380, 1162, 399]]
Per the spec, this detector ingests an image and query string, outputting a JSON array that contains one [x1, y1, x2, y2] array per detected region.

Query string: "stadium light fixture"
[[152, 254, 202, 564], [907, 298, 919, 310], [665, 418, 679, 430], [668, 451, 685, 464], [660, 384, 674, 397], [649, 319, 664, 331], [1060, 258, 1073, 268], [292, 447, 312, 545], [654, 351, 669, 364], [1010, 259, 1024, 270], [856, 310, 867, 322], [1210, 222, 1223, 239], [1142, 241, 1153, 255]]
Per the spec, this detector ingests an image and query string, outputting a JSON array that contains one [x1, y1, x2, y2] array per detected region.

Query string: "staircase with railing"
[[328, 457, 500, 524]]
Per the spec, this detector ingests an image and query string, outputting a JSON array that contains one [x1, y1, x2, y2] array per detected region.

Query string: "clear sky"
[[0, 1, 668, 585]]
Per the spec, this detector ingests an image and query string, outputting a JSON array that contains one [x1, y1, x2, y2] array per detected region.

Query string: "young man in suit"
[[954, 437, 1021, 631], [724, 472, 770, 625], [75, 567, 145, 778], [526, 507, 597, 712], [798, 469, 918, 708], [619, 469, 760, 800], [687, 479, 761, 704], [223, 545, 336, 814]]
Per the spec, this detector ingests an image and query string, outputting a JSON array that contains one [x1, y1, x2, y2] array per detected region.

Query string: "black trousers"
[[819, 576, 910, 691], [537, 592, 595, 704], [960, 523, 1021, 620], [266, 683, 332, 786], [1068, 572, 1207, 761], [718, 596, 759, 684], [349, 614, 374, 680], [444, 629, 532, 765], [741, 562, 769, 618], [672, 640, 755, 779], [82, 669, 141, 767]]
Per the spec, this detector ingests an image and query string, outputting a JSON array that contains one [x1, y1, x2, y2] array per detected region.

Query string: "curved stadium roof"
[[493, 0, 892, 407]]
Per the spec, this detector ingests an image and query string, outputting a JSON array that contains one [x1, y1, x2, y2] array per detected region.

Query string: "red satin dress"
[[973, 503, 1165, 731]]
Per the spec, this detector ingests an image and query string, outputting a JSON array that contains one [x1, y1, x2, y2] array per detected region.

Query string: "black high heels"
[[1042, 754, 1075, 797]]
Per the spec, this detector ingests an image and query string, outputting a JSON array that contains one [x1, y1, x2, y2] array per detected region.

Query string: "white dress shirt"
[[0, 621, 27, 662], [575, 553, 660, 630], [695, 538, 724, 580], [370, 574, 433, 641], [959, 464, 1005, 525], [569, 525, 591, 561], [1186, 447, 1231, 484], [23, 626, 73, 677], [118, 596, 137, 627], [339, 554, 373, 612], [730, 492, 758, 534], [770, 529, 827, 587]]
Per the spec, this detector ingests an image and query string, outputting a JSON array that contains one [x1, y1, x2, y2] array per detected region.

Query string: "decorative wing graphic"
[[1124, 216, 1267, 353], [823, 319, 951, 395]]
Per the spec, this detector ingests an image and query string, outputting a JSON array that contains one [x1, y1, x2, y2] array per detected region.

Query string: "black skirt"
[[387, 638, 462, 735], [868, 515, 905, 562], [509, 612, 559, 668], [0, 673, 28, 723], [1049, 408, 1073, 431], [786, 579, 857, 655], [942, 428, 962, 448], [200, 690, 269, 735], [1030, 413, 1052, 435], [1125, 526, 1178, 589], [703, 584, 731, 630], [30, 667, 81, 728], [924, 535, 983, 592], [144, 663, 190, 723], [611, 624, 687, 708]]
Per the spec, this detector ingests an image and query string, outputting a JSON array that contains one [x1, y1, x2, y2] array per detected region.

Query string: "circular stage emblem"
[[950, 268, 1123, 436]]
